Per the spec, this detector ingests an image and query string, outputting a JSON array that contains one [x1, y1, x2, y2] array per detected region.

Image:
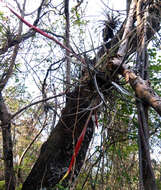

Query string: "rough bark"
[[136, 1, 157, 188], [0, 93, 15, 190], [64, 0, 71, 91], [22, 82, 98, 190], [126, 70, 161, 116], [107, 63, 161, 116], [0, 42, 19, 190]]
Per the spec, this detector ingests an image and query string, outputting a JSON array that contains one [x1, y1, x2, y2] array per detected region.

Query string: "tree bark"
[[136, 1, 157, 188], [0, 93, 15, 190], [64, 0, 71, 92], [22, 83, 98, 190]]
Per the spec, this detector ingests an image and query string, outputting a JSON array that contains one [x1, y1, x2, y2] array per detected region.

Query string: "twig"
[[11, 92, 66, 119], [7, 5, 86, 66]]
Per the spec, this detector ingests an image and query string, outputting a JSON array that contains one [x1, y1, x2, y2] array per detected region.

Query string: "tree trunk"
[[64, 0, 71, 92], [136, 1, 157, 188], [0, 93, 15, 190], [1, 125, 15, 190], [22, 82, 98, 189]]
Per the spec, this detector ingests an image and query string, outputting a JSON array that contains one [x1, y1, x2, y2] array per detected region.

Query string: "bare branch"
[[0, 45, 19, 91], [11, 92, 67, 119]]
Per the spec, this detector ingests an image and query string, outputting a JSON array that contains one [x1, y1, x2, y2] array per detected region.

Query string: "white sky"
[[0, 0, 126, 17], [86, 0, 126, 21]]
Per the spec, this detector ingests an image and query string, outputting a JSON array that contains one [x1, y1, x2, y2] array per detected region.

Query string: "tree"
[[0, 0, 160, 190]]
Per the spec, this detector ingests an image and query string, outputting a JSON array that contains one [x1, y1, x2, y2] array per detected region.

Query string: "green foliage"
[[54, 183, 69, 190], [0, 182, 23, 190], [16, 184, 22, 190], [148, 48, 161, 95], [156, 179, 161, 189], [0, 181, 5, 190]]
